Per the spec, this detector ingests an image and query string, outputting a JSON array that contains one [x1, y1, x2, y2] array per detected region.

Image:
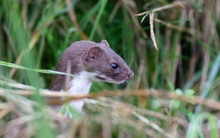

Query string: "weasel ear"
[[101, 40, 110, 47], [82, 47, 103, 63]]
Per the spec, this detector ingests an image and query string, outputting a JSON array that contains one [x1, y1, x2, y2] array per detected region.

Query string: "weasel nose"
[[127, 71, 134, 79]]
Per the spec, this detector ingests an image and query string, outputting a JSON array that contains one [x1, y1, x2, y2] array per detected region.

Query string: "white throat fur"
[[67, 71, 96, 112]]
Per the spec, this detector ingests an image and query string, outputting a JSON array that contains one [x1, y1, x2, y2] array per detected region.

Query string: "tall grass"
[[0, 0, 220, 137]]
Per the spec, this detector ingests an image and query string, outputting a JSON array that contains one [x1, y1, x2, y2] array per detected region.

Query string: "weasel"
[[49, 40, 134, 112]]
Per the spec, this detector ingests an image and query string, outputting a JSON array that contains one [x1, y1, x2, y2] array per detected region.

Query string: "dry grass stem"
[[149, 12, 158, 50], [66, 0, 88, 40], [132, 111, 174, 138], [1, 88, 220, 111], [135, 1, 188, 16], [98, 98, 188, 127], [153, 18, 201, 37]]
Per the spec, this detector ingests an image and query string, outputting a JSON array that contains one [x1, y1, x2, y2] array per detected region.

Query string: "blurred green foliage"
[[1, 0, 219, 93]]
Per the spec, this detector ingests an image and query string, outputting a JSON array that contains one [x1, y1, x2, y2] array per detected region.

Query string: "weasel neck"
[[69, 77, 92, 95], [67, 71, 94, 112]]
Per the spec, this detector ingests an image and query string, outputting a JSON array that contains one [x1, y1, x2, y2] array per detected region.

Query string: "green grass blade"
[[0, 61, 75, 77], [89, 0, 108, 40]]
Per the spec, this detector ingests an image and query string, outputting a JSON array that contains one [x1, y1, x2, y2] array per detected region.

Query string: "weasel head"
[[82, 40, 134, 84], [49, 40, 134, 91]]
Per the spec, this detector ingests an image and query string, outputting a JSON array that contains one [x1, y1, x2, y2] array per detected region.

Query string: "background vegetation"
[[0, 0, 220, 137]]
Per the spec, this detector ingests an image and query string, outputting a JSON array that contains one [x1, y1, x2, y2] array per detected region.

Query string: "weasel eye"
[[110, 63, 118, 69]]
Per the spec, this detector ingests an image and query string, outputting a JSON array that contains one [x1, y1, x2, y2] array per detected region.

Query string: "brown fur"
[[49, 40, 133, 91]]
